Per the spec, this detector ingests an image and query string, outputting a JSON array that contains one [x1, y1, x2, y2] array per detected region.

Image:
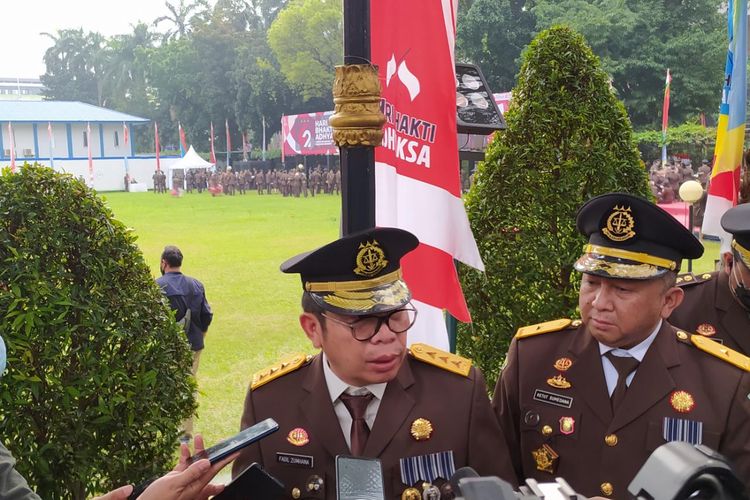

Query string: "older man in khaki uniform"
[[233, 227, 515, 500], [493, 193, 750, 498]]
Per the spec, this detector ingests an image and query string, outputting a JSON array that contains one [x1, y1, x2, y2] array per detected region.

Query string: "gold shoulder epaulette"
[[515, 319, 579, 339], [251, 353, 311, 390], [676, 330, 750, 372], [409, 343, 471, 377], [676, 272, 712, 287]]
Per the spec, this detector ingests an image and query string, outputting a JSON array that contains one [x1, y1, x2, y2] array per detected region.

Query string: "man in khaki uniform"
[[493, 193, 750, 497], [233, 228, 515, 499], [669, 203, 750, 354]]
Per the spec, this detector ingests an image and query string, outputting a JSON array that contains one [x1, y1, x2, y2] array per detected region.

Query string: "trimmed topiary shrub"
[[458, 26, 652, 387], [0, 164, 195, 499]]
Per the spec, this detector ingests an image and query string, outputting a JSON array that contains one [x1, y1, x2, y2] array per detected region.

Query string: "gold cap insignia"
[[547, 374, 572, 389], [602, 205, 636, 242], [696, 323, 716, 337], [554, 357, 573, 371], [532, 444, 559, 474], [354, 240, 388, 277], [410, 418, 433, 441], [670, 390, 695, 413], [287, 427, 310, 446], [559, 416, 575, 435]]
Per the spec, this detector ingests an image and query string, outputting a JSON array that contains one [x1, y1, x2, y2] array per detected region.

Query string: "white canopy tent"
[[166, 146, 215, 189]]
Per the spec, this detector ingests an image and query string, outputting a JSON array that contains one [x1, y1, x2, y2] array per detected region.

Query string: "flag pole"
[[331, 0, 385, 235], [661, 69, 671, 167]]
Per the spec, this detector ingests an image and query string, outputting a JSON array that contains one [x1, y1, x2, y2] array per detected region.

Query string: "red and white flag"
[[7, 122, 16, 172], [178, 121, 188, 156], [210, 122, 217, 164], [86, 122, 94, 185], [47, 122, 55, 167], [123, 123, 129, 147], [372, 0, 482, 350], [154, 122, 161, 171]]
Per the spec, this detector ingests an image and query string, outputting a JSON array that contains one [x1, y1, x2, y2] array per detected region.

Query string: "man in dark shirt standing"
[[156, 245, 213, 441]]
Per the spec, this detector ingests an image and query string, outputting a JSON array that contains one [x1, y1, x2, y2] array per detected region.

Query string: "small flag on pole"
[[702, 0, 747, 250], [87, 122, 94, 185], [225, 119, 232, 166], [47, 122, 55, 168], [123, 122, 130, 176], [661, 68, 671, 167], [8, 122, 16, 172], [154, 122, 161, 172], [242, 130, 249, 161], [178, 122, 188, 157], [210, 122, 217, 164]]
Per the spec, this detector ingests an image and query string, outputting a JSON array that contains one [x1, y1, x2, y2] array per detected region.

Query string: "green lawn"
[[99, 191, 724, 447], [101, 191, 341, 445]]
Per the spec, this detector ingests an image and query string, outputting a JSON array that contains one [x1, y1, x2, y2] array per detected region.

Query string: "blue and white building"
[[0, 100, 179, 191]]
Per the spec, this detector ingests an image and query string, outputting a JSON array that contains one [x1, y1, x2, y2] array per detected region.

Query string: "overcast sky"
[[3, 0, 206, 78]]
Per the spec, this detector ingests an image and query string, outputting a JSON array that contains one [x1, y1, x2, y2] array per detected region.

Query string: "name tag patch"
[[663, 417, 703, 445], [277, 452, 314, 468], [533, 389, 573, 409], [399, 450, 455, 486]]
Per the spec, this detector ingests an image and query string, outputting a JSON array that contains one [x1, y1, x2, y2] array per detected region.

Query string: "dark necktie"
[[339, 392, 374, 456], [604, 352, 640, 412]]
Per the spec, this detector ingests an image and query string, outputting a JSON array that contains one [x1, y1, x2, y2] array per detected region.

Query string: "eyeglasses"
[[321, 305, 418, 342]]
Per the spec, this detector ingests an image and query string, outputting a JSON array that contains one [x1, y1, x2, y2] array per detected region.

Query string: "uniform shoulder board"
[[515, 318, 580, 339], [409, 343, 471, 377], [675, 330, 750, 372], [251, 353, 312, 390], [675, 272, 712, 287]]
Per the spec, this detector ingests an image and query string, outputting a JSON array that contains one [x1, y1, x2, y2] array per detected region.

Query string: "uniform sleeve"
[[231, 385, 264, 479], [467, 367, 519, 488], [720, 371, 750, 493], [491, 338, 524, 484], [0, 442, 41, 500]]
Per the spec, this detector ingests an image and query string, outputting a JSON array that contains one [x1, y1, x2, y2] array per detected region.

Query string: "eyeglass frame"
[[319, 304, 418, 342]]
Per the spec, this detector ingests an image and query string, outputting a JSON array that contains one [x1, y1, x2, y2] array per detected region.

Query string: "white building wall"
[[2, 122, 135, 159], [32, 157, 180, 191]]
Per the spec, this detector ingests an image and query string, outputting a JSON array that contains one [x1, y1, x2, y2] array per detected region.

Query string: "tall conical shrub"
[[459, 26, 651, 386], [0, 164, 196, 498]]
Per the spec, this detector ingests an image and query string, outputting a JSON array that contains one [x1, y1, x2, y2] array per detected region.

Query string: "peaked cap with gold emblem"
[[280, 227, 419, 315], [721, 203, 750, 268], [574, 193, 703, 279]]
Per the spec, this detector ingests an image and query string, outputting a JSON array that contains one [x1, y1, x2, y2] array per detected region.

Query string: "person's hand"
[[92, 433, 237, 500], [92, 484, 134, 500]]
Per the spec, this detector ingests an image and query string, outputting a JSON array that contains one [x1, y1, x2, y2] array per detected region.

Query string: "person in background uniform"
[[493, 193, 750, 498], [669, 203, 750, 354], [156, 246, 213, 441], [232, 228, 516, 499]]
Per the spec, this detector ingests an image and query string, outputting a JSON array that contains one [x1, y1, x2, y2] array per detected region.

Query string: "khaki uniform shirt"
[[493, 321, 750, 498], [233, 351, 516, 500]]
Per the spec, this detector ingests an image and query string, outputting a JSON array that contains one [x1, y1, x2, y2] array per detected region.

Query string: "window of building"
[[83, 130, 88, 148], [114, 130, 119, 147]]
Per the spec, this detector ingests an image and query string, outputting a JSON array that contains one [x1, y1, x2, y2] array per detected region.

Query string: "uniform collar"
[[322, 353, 387, 402], [598, 319, 662, 362]]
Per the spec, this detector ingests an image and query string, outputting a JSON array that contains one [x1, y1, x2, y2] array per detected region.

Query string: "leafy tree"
[[267, 0, 342, 101], [41, 29, 110, 105], [532, 0, 725, 126], [456, 0, 535, 93], [0, 165, 195, 499], [153, 0, 210, 42], [458, 27, 651, 387]]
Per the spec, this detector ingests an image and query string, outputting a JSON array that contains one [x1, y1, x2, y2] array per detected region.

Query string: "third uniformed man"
[[493, 193, 750, 497], [233, 227, 515, 499], [669, 203, 750, 354]]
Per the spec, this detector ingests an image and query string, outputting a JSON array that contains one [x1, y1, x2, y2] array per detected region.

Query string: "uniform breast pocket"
[[520, 405, 582, 443], [646, 418, 721, 452]]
